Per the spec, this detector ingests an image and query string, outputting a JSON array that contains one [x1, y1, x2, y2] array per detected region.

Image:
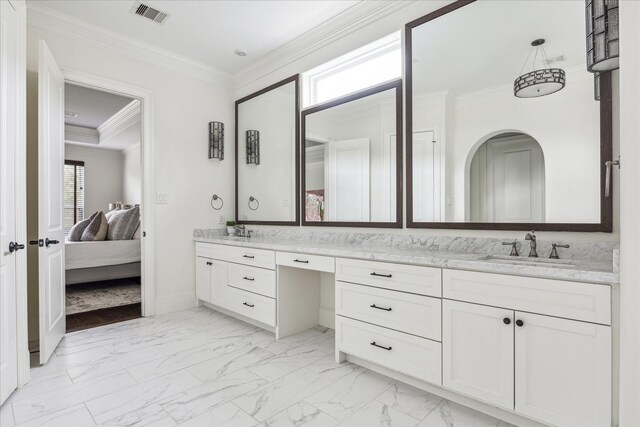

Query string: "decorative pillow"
[[67, 211, 98, 242], [107, 206, 140, 240], [80, 211, 108, 241], [132, 223, 142, 240], [105, 208, 120, 221]]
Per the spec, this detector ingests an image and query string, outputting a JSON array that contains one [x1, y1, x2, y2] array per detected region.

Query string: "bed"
[[65, 239, 141, 285]]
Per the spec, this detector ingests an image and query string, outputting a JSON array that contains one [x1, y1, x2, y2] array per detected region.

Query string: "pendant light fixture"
[[514, 39, 566, 98], [586, 0, 619, 72]]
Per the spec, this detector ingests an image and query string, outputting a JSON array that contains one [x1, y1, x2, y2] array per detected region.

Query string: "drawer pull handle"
[[243, 302, 255, 308], [243, 276, 255, 281], [370, 272, 392, 278], [370, 342, 392, 351], [370, 304, 392, 312], [243, 255, 255, 259], [206, 261, 212, 266], [294, 259, 309, 263]]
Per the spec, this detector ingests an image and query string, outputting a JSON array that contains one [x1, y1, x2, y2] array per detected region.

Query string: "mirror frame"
[[405, 0, 613, 232], [235, 74, 300, 226], [301, 79, 403, 228]]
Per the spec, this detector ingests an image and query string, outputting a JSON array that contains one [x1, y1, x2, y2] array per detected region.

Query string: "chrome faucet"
[[549, 243, 570, 259], [524, 231, 538, 258]]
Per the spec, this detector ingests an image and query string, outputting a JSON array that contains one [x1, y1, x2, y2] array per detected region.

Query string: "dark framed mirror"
[[235, 75, 300, 225], [405, 0, 613, 232], [301, 79, 403, 228]]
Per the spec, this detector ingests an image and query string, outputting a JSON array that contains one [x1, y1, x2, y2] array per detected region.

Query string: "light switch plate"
[[156, 192, 169, 204]]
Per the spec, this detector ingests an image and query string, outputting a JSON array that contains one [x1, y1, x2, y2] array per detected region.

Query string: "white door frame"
[[17, 68, 156, 384]]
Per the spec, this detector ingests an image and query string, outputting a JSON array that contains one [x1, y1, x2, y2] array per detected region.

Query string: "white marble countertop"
[[194, 236, 619, 285]]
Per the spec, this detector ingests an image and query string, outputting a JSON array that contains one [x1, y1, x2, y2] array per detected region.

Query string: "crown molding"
[[233, 1, 416, 89], [98, 99, 141, 144], [26, 4, 233, 89], [65, 125, 99, 145]]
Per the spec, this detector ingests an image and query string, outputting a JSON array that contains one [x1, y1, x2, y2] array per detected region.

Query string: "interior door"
[[0, 0, 20, 404], [488, 136, 545, 222], [442, 299, 514, 410], [324, 138, 370, 221], [38, 40, 65, 364], [412, 130, 441, 221], [514, 312, 611, 427]]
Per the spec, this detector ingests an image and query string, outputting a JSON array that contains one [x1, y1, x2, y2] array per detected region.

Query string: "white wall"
[[27, 17, 235, 314], [122, 144, 141, 205], [64, 144, 123, 215]]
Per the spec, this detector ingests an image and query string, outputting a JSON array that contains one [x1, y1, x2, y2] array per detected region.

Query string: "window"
[[64, 160, 85, 233], [302, 32, 401, 107]]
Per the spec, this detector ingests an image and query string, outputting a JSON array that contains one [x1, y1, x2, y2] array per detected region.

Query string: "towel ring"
[[210, 194, 224, 210], [248, 196, 260, 211]]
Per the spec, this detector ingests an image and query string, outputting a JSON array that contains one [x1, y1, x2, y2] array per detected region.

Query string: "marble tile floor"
[[0, 307, 514, 427]]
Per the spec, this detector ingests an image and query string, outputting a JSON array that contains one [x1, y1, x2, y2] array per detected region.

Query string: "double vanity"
[[193, 233, 617, 427]]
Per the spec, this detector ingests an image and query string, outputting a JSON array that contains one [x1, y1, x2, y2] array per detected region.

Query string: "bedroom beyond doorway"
[[62, 83, 143, 331]]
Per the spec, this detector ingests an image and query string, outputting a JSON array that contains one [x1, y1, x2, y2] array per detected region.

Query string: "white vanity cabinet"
[[195, 257, 227, 308], [442, 269, 612, 427]]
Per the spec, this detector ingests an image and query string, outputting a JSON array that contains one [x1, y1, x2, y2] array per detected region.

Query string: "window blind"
[[64, 160, 85, 233]]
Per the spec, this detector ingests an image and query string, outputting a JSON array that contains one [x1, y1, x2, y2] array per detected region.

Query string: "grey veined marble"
[[194, 228, 619, 285]]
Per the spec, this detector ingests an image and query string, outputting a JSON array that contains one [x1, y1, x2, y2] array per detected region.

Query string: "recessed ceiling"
[[30, 0, 360, 75], [65, 84, 134, 128], [412, 0, 587, 95]]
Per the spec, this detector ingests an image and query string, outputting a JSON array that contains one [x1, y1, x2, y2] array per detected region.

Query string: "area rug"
[[66, 279, 141, 315]]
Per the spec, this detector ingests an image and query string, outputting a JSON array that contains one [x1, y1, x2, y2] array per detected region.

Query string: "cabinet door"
[[195, 257, 212, 303], [442, 300, 514, 410], [514, 312, 611, 427], [210, 260, 228, 309]]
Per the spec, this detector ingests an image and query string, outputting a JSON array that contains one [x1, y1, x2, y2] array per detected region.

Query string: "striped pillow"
[[67, 211, 98, 242], [107, 206, 140, 240], [80, 211, 108, 241]]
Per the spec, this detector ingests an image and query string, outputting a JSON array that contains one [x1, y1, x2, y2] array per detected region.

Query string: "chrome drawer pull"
[[370, 341, 392, 351], [370, 272, 392, 278], [243, 255, 255, 259], [243, 276, 255, 281], [243, 302, 255, 308], [293, 259, 309, 263], [370, 304, 392, 312]]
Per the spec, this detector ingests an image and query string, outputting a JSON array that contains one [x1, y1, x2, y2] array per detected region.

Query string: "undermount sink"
[[478, 255, 577, 268]]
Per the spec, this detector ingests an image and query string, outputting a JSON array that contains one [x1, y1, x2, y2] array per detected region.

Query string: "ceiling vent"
[[131, 2, 169, 24]]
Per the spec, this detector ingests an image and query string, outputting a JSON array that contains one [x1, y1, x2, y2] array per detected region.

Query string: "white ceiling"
[[65, 84, 134, 128], [412, 0, 588, 95], [30, 0, 360, 75]]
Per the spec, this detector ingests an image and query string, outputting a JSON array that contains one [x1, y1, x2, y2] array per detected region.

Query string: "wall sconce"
[[586, 0, 619, 72], [209, 121, 224, 160], [246, 130, 260, 165]]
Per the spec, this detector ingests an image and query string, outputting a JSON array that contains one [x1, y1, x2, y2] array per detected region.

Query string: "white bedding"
[[65, 239, 141, 270]]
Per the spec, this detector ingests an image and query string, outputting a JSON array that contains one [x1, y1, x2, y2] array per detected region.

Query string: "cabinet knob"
[[516, 319, 524, 327], [503, 317, 511, 325]]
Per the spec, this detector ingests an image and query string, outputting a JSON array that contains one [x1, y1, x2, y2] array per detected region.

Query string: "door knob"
[[8, 242, 25, 253], [45, 238, 59, 247], [29, 239, 44, 247]]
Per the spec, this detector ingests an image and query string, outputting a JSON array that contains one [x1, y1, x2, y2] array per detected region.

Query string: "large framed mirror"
[[236, 75, 299, 225], [406, 0, 613, 231], [302, 80, 403, 227]]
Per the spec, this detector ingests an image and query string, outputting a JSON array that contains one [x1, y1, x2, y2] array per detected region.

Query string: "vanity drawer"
[[336, 281, 441, 341], [228, 263, 276, 298], [336, 258, 441, 297], [336, 316, 441, 385], [226, 286, 276, 327], [276, 251, 335, 273], [226, 246, 275, 270], [195, 242, 228, 261], [443, 269, 611, 325]]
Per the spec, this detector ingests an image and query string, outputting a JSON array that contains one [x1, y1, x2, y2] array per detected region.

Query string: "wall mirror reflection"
[[406, 0, 613, 231], [302, 80, 402, 227], [236, 75, 299, 225]]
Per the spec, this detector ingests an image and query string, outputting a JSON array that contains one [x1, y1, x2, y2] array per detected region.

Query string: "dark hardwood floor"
[[66, 303, 142, 333]]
